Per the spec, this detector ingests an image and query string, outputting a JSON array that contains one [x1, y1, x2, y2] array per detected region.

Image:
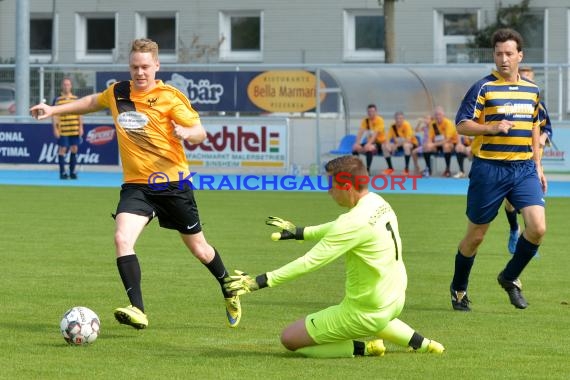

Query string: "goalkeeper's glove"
[[266, 216, 304, 240], [223, 270, 268, 297]]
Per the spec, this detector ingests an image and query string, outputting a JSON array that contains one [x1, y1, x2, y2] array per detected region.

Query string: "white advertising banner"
[[542, 125, 568, 173], [184, 118, 289, 172]]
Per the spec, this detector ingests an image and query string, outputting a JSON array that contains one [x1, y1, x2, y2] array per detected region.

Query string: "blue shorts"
[[466, 158, 545, 224], [58, 135, 80, 148]]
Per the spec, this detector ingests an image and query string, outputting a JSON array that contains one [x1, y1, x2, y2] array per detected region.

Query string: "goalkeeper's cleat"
[[497, 271, 528, 309], [114, 305, 148, 329], [225, 296, 241, 328], [450, 286, 471, 312], [426, 340, 445, 354], [364, 339, 386, 357], [508, 227, 519, 254]]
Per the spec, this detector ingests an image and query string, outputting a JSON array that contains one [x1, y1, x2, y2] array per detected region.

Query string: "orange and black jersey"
[[53, 94, 81, 136], [97, 80, 201, 183], [387, 120, 417, 146], [359, 115, 386, 144], [428, 117, 456, 144]]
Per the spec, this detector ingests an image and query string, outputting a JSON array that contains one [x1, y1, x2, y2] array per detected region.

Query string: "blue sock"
[[505, 207, 519, 232], [58, 154, 66, 174], [451, 250, 475, 291], [69, 153, 77, 174], [502, 235, 539, 281]]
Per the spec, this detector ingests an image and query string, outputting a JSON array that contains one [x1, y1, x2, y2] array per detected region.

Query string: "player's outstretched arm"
[[223, 270, 268, 296], [30, 94, 103, 120], [266, 216, 304, 241]]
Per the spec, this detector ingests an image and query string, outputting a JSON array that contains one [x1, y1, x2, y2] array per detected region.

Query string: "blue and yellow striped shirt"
[[455, 70, 540, 161], [53, 94, 81, 136]]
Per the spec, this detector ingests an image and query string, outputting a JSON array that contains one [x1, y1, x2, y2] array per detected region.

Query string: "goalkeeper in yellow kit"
[[224, 155, 444, 358]]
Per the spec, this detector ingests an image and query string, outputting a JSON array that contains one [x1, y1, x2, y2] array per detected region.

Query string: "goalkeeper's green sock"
[[295, 340, 384, 358], [296, 341, 354, 358], [378, 318, 442, 353], [377, 318, 415, 347]]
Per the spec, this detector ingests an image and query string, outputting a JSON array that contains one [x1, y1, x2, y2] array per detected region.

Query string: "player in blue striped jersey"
[[504, 65, 552, 254], [52, 78, 83, 179], [449, 28, 546, 311]]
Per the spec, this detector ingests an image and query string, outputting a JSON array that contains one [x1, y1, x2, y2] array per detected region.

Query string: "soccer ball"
[[60, 306, 100, 345]]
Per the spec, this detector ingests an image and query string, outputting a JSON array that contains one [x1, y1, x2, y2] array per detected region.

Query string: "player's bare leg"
[[181, 232, 242, 327]]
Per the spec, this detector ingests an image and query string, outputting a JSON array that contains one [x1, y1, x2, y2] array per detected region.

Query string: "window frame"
[[134, 12, 178, 63], [433, 9, 481, 64], [343, 9, 385, 62], [75, 12, 118, 63], [219, 10, 263, 62]]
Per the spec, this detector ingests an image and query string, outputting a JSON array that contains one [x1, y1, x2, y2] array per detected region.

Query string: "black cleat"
[[497, 271, 528, 309], [70, 173, 78, 180], [60, 173, 69, 180], [450, 285, 471, 311]]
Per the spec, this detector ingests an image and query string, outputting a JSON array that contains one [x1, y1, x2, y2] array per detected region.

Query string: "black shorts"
[[115, 182, 202, 234]]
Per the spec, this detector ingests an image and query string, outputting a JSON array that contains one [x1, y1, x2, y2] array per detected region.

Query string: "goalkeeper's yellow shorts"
[[305, 296, 405, 344]]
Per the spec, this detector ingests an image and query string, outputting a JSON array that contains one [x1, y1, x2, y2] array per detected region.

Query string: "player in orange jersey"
[[31, 38, 241, 329]]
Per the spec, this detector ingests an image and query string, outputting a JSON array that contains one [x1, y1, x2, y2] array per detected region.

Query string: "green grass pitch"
[[1, 185, 569, 379]]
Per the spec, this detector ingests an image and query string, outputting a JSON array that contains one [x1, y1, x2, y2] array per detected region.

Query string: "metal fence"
[[0, 62, 569, 121]]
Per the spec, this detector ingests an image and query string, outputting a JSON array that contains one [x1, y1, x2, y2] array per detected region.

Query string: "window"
[[87, 19, 115, 54], [443, 13, 477, 36], [75, 13, 117, 62], [135, 13, 177, 60], [30, 14, 57, 62], [219, 11, 263, 62], [30, 18, 52, 54], [434, 10, 480, 63], [343, 10, 384, 62]]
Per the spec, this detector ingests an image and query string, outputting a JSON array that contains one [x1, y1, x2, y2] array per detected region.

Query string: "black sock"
[[69, 153, 77, 174], [204, 248, 230, 297], [423, 152, 431, 171], [385, 157, 393, 169], [503, 235, 539, 281], [58, 154, 66, 174], [404, 155, 410, 170], [117, 255, 144, 312], [365, 152, 374, 172], [353, 340, 365, 356], [457, 153, 465, 172], [444, 153, 451, 170], [505, 207, 519, 232], [408, 332, 424, 350], [451, 250, 475, 291]]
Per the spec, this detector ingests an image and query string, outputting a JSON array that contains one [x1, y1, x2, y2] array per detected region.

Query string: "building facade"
[[0, 0, 568, 65]]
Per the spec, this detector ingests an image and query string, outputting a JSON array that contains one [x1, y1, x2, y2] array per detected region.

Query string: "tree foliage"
[[469, 0, 535, 48]]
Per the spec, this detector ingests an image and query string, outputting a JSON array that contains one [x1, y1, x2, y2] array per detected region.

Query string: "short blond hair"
[[130, 38, 159, 61]]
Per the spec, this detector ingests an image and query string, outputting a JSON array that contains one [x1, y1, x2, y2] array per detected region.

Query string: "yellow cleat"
[[365, 339, 386, 356], [114, 305, 148, 330], [225, 296, 241, 328], [427, 340, 445, 354]]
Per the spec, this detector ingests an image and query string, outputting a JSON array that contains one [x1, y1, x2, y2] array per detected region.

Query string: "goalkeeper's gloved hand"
[[266, 216, 304, 240], [223, 270, 268, 297]]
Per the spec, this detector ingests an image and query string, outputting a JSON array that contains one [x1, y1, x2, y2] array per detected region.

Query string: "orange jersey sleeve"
[[97, 80, 201, 183]]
